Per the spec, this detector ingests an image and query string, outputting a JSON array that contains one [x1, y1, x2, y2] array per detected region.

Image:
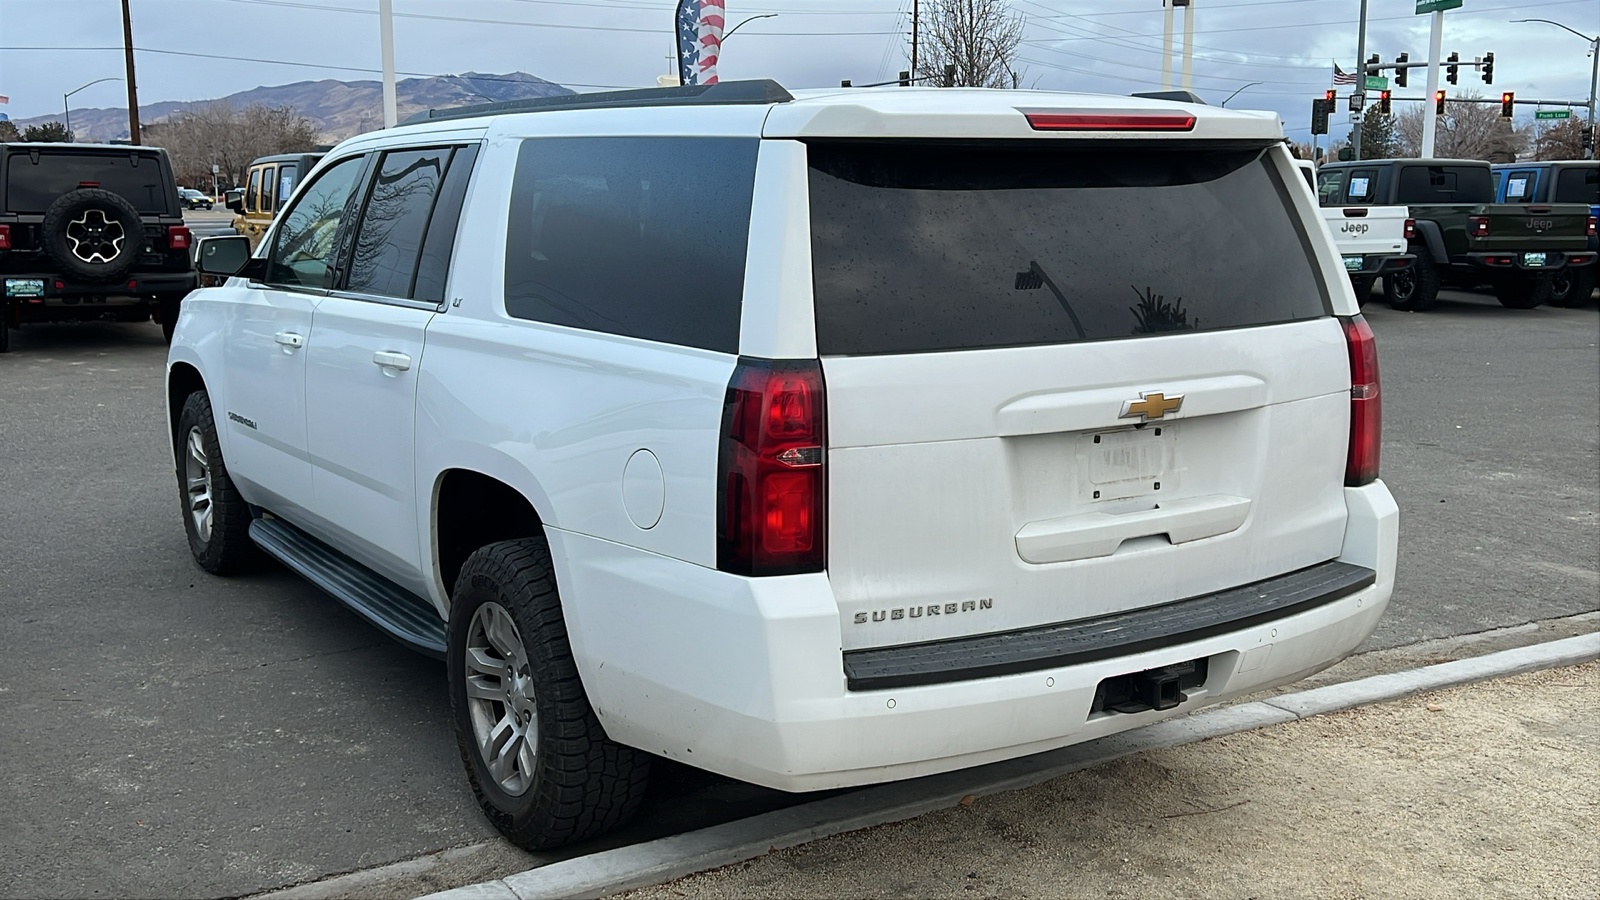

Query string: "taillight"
[[1588, 216, 1597, 237], [1342, 315, 1381, 487], [1403, 218, 1416, 240], [1468, 216, 1490, 238], [0, 224, 10, 250], [1024, 112, 1196, 132], [717, 358, 826, 576], [168, 225, 192, 251]]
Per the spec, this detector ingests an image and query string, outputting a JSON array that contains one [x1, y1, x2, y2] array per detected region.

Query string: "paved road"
[[0, 290, 1595, 898]]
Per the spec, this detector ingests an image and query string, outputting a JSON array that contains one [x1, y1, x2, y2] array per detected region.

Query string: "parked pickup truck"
[[1493, 160, 1599, 307], [1297, 160, 1414, 307], [1317, 158, 1595, 311]]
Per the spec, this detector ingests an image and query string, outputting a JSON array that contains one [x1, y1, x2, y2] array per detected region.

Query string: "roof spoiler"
[[402, 79, 795, 126], [1130, 90, 1208, 105]]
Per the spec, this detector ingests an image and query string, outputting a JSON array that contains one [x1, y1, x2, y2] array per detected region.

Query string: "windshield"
[[808, 142, 1328, 356], [5, 150, 170, 214]]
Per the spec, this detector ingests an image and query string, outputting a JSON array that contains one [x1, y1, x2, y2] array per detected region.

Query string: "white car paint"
[[170, 87, 1398, 793]]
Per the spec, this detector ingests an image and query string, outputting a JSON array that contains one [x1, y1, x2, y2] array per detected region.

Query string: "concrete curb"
[[422, 632, 1600, 900]]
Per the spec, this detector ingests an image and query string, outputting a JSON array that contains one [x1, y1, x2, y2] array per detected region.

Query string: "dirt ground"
[[621, 663, 1599, 900]]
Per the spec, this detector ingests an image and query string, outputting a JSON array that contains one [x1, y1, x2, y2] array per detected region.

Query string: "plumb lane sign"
[[1534, 110, 1572, 120], [1416, 0, 1463, 13]]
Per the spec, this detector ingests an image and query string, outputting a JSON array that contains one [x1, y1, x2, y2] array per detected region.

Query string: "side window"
[[1492, 169, 1504, 197], [245, 168, 261, 213], [1553, 167, 1599, 204], [1316, 170, 1344, 205], [278, 164, 298, 205], [1345, 169, 1377, 203], [265, 155, 367, 290], [261, 165, 278, 214], [345, 147, 452, 298], [412, 145, 479, 304], [1503, 170, 1537, 202], [503, 137, 758, 353]]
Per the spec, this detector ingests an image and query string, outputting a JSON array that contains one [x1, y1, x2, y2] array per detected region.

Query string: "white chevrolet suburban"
[[169, 81, 1398, 850], [1295, 159, 1415, 306]]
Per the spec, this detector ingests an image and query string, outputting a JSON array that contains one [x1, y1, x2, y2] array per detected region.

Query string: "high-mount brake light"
[[168, 225, 192, 251], [1024, 112, 1197, 132], [1342, 315, 1381, 487], [717, 358, 826, 576], [1403, 218, 1416, 240], [1468, 216, 1490, 238]]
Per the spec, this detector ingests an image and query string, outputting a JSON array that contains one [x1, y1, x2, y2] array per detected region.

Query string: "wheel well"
[[435, 469, 542, 598], [166, 362, 206, 454]]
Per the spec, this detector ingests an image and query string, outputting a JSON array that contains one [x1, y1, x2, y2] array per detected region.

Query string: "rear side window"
[[346, 147, 450, 298], [1344, 169, 1378, 203], [1316, 170, 1344, 205], [278, 164, 298, 205], [1396, 165, 1493, 204], [503, 137, 758, 353], [808, 142, 1328, 356], [1553, 166, 1599, 204], [245, 168, 261, 213], [4, 150, 169, 214], [1502, 170, 1537, 202]]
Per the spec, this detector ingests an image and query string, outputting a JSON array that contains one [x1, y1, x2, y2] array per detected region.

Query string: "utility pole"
[[379, 0, 398, 128], [1420, 5, 1445, 158], [120, 0, 140, 144], [1161, 1, 1175, 90], [910, 0, 918, 84], [1352, 0, 1368, 160], [1180, 0, 1195, 92]]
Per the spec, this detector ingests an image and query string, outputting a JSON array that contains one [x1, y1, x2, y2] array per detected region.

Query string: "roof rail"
[[401, 79, 794, 126], [1131, 90, 1208, 105]]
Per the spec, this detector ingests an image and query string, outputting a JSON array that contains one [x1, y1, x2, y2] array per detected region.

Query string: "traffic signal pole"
[[1420, 8, 1444, 157], [1353, 0, 1369, 160]]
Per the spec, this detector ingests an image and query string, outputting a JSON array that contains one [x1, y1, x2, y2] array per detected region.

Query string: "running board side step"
[[249, 516, 446, 659]]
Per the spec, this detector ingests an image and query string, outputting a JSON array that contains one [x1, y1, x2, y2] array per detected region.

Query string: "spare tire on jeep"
[[40, 188, 144, 282]]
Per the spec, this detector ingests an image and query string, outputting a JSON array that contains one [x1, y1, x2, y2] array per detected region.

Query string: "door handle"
[[372, 350, 412, 372], [273, 331, 304, 349]]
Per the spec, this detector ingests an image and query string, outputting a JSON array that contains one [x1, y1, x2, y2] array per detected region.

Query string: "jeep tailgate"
[[1469, 203, 1591, 252], [1321, 205, 1408, 258]]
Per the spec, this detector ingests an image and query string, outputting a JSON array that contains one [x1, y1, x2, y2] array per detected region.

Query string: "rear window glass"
[[808, 142, 1328, 356], [4, 150, 169, 214], [503, 137, 757, 354], [1395, 165, 1493, 204], [1553, 166, 1598, 204]]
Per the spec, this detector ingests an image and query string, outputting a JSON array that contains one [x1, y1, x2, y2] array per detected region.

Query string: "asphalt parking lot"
[[0, 288, 1596, 899]]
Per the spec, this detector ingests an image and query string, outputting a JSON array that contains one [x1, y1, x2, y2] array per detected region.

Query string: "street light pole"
[[63, 77, 123, 142], [1220, 81, 1263, 107], [1420, 8, 1444, 158], [1513, 18, 1600, 160], [1353, 0, 1369, 160]]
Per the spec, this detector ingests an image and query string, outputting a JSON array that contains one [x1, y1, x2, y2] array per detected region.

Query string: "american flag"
[[675, 0, 726, 86], [1332, 63, 1359, 86]]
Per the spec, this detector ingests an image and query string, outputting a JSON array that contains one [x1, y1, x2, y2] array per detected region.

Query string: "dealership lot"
[[0, 289, 1595, 899]]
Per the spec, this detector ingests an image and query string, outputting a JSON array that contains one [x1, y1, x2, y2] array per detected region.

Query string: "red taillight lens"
[[1024, 112, 1196, 132], [1468, 216, 1490, 238], [718, 358, 826, 575], [0, 224, 10, 250], [1343, 315, 1381, 487], [1588, 216, 1597, 237], [1403, 218, 1416, 241], [168, 225, 192, 251]]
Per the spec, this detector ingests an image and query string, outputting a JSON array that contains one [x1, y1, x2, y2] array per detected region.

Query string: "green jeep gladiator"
[[1316, 158, 1594, 311]]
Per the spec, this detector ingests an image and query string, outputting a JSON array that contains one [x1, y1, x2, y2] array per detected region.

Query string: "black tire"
[[0, 305, 10, 354], [448, 537, 651, 850], [1548, 266, 1596, 309], [1385, 252, 1440, 311], [158, 295, 182, 344], [1351, 277, 1374, 309], [174, 390, 260, 574], [40, 188, 144, 283], [1493, 274, 1553, 310]]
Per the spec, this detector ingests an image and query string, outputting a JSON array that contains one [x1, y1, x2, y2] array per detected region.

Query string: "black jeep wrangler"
[[1, 142, 197, 352]]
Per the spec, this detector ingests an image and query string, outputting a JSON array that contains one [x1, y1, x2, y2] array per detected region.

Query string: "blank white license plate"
[[1089, 429, 1171, 500], [1524, 252, 1547, 267], [5, 278, 45, 298], [1343, 256, 1364, 272]]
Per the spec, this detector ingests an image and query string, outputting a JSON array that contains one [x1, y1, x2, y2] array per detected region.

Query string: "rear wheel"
[[158, 296, 182, 344], [448, 537, 651, 850], [0, 305, 10, 354], [175, 390, 261, 574], [1385, 253, 1440, 311], [1493, 274, 1553, 310], [1548, 267, 1595, 309]]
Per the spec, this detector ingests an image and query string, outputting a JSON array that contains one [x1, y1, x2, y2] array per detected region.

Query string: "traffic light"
[[1501, 92, 1515, 118], [1365, 53, 1381, 77], [1435, 90, 1446, 115], [1311, 97, 1331, 135], [1583, 127, 1595, 155], [1379, 90, 1392, 115], [1482, 52, 1494, 85], [1395, 53, 1409, 88], [1446, 52, 1459, 86]]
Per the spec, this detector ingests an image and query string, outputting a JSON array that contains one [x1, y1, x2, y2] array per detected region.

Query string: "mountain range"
[[9, 71, 572, 143]]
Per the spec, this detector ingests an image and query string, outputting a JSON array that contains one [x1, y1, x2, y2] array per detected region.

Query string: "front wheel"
[[174, 390, 260, 574], [1493, 274, 1553, 310], [448, 537, 651, 850], [1385, 253, 1440, 311]]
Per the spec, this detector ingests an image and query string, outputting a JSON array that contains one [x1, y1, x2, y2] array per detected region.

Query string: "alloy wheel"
[[184, 426, 214, 542], [65, 209, 126, 264], [464, 601, 538, 796]]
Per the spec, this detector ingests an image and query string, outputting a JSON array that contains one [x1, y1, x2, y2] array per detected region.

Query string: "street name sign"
[[1366, 76, 1389, 90], [1416, 0, 1463, 13], [1534, 110, 1572, 120]]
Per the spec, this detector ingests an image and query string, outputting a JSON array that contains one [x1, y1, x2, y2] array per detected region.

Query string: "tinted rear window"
[[503, 137, 757, 354], [5, 150, 169, 214], [1395, 165, 1493, 204], [1554, 166, 1599, 205], [808, 142, 1328, 356]]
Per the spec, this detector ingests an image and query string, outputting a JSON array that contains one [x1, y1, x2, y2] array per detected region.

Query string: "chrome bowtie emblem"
[[1119, 391, 1184, 422]]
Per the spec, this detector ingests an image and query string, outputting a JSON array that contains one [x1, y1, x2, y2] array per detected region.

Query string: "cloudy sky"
[[1, 0, 1595, 144]]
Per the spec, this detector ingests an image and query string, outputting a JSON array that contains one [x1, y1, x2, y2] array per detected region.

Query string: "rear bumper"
[[2, 271, 197, 298], [1345, 253, 1414, 277], [555, 481, 1399, 792], [1460, 250, 1594, 271]]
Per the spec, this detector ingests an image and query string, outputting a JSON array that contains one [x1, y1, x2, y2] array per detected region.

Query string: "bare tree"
[[0, 120, 20, 142], [1394, 91, 1528, 161], [1530, 116, 1587, 160], [914, 0, 1024, 88], [145, 102, 319, 190]]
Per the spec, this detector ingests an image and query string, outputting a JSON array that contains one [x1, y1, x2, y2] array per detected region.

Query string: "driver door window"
[[245, 168, 261, 213], [1316, 171, 1344, 205], [264, 155, 367, 290]]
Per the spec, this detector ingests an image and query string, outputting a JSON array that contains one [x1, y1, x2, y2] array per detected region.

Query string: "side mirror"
[[196, 235, 254, 277], [224, 188, 245, 212]]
